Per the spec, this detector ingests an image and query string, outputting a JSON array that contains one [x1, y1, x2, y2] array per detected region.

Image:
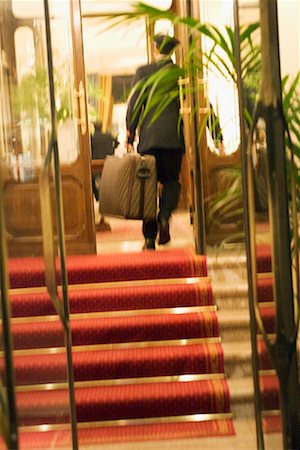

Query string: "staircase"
[[207, 244, 281, 436], [1, 248, 234, 449]]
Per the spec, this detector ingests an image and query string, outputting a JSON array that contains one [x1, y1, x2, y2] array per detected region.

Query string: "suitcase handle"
[[136, 160, 151, 179]]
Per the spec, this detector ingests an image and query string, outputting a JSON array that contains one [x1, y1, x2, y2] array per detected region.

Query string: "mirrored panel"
[[200, 0, 240, 156], [82, 15, 148, 142], [0, 1, 75, 446], [0, 0, 96, 259], [10, 0, 79, 166]]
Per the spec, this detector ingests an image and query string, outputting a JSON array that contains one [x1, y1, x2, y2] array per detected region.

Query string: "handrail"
[[40, 0, 78, 448], [233, 2, 265, 448], [258, 1, 300, 448], [0, 168, 19, 448]]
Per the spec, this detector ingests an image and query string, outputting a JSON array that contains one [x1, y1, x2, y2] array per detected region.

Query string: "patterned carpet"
[[8, 248, 206, 288], [5, 248, 235, 447], [256, 246, 281, 433]]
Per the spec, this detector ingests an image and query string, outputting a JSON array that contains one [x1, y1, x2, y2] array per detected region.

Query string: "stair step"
[[258, 339, 273, 370], [257, 275, 274, 302], [260, 373, 279, 411], [12, 416, 234, 449], [213, 277, 274, 310], [10, 311, 219, 350], [212, 283, 249, 310], [9, 280, 213, 318], [11, 343, 225, 386], [222, 341, 252, 378], [206, 244, 271, 274], [217, 310, 250, 342], [228, 372, 279, 418], [228, 376, 255, 417], [206, 248, 247, 270], [256, 244, 272, 273], [8, 249, 207, 289], [218, 339, 275, 379], [217, 307, 275, 342], [16, 379, 231, 426]]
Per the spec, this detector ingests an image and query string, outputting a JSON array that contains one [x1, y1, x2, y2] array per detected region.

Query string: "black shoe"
[[158, 219, 170, 245], [143, 238, 156, 250]]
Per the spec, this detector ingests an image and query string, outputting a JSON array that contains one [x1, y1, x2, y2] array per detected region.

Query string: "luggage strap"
[[137, 158, 150, 219]]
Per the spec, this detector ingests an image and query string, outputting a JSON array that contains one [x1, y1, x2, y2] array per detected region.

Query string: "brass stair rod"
[[43, 1, 78, 448], [233, 2, 265, 449], [0, 173, 19, 449]]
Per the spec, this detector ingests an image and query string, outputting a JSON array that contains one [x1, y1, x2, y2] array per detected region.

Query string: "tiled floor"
[[95, 209, 195, 254], [94, 208, 282, 450]]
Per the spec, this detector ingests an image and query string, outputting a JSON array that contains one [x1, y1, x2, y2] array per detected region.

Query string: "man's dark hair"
[[154, 33, 180, 55]]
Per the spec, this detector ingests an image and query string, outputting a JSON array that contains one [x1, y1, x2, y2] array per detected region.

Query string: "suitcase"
[[99, 153, 157, 220]]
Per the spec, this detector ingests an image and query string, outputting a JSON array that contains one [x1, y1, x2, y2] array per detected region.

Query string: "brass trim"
[[258, 302, 275, 309], [16, 373, 225, 392], [19, 412, 233, 432], [259, 369, 276, 376], [9, 276, 210, 296], [257, 272, 273, 279], [7, 305, 216, 325], [261, 409, 281, 417], [6, 337, 221, 357], [257, 333, 276, 341], [74, 81, 87, 135]]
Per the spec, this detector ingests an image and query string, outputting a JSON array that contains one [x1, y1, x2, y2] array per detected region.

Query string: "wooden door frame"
[[67, 0, 96, 254], [2, 0, 96, 257]]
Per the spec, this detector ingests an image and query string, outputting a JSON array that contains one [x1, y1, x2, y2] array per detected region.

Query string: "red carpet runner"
[[256, 244, 281, 433], [3, 249, 234, 448], [8, 249, 207, 288]]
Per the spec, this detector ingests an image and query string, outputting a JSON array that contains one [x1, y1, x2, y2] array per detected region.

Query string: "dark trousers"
[[142, 149, 182, 240], [92, 174, 100, 202]]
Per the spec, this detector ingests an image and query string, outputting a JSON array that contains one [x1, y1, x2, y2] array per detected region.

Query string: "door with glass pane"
[[0, 0, 96, 257]]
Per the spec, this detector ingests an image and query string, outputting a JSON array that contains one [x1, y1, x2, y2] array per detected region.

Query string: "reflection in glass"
[[200, 0, 240, 155], [82, 16, 148, 148], [1, 0, 80, 173], [82, 14, 175, 151], [0, 0, 76, 443]]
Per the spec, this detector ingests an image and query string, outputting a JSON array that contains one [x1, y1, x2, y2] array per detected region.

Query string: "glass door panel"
[[81, 13, 148, 226], [1, 0, 95, 259], [0, 0, 80, 447]]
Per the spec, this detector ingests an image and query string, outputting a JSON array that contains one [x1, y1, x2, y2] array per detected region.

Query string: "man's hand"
[[126, 143, 135, 153], [126, 129, 135, 153]]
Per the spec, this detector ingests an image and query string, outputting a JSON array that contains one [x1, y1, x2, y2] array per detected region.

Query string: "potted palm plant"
[[107, 2, 299, 244], [107, 2, 260, 241]]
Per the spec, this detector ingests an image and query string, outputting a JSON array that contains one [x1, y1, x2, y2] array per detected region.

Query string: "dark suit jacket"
[[126, 58, 185, 155]]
